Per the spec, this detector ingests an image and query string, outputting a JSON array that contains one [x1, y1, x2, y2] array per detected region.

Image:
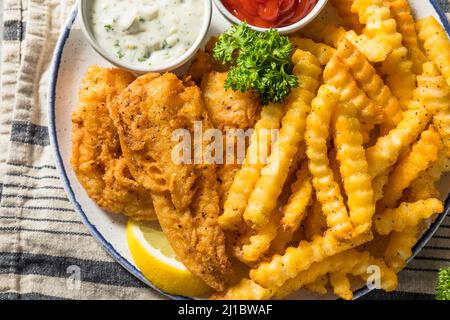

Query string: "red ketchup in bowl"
[[221, 0, 319, 28]]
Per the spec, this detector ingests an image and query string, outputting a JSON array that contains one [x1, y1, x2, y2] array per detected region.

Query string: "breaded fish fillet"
[[201, 71, 261, 207], [109, 73, 234, 291], [71, 66, 156, 221], [201, 71, 261, 131], [188, 37, 228, 83]]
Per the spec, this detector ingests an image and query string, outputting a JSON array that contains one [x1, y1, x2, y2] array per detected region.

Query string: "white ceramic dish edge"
[[77, 0, 213, 74], [212, 0, 329, 35]]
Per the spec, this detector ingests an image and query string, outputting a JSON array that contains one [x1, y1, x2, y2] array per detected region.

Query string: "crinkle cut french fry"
[[352, 0, 415, 107], [305, 85, 354, 239], [298, 20, 348, 48], [333, 101, 375, 230], [250, 231, 372, 289], [409, 46, 429, 76], [287, 142, 307, 178], [270, 228, 295, 255], [344, 30, 393, 63], [426, 149, 450, 183], [330, 0, 364, 32], [272, 161, 312, 254], [378, 26, 415, 107], [273, 249, 396, 299], [299, 20, 390, 62], [388, 2, 427, 75], [405, 175, 440, 202], [269, 147, 310, 250], [381, 58, 416, 109], [384, 226, 419, 272], [386, 0, 418, 48], [324, 55, 384, 125], [386, 0, 426, 79], [211, 279, 273, 300], [305, 275, 328, 295], [304, 199, 328, 240], [329, 148, 346, 202], [416, 62, 450, 157], [272, 250, 359, 299], [404, 148, 449, 201], [433, 112, 450, 157], [416, 62, 450, 114], [236, 212, 279, 263], [351, 0, 404, 60], [360, 123, 375, 144], [351, 256, 398, 292], [385, 176, 434, 273], [268, 148, 310, 253], [329, 272, 353, 300], [219, 103, 284, 230], [379, 127, 443, 209], [280, 162, 313, 233], [351, 0, 400, 50], [217, 249, 395, 300], [366, 103, 431, 179], [289, 37, 336, 66], [243, 50, 321, 228], [374, 198, 444, 235], [373, 168, 392, 203], [417, 16, 450, 87], [336, 38, 403, 130]]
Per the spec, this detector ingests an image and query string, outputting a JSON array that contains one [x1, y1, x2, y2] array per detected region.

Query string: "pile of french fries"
[[214, 0, 450, 300]]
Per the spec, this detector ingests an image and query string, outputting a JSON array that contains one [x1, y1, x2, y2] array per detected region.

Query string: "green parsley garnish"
[[213, 23, 298, 105], [436, 267, 450, 300]]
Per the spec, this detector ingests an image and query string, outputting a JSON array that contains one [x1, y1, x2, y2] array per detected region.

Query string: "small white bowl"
[[78, 0, 212, 74], [212, 0, 329, 35]]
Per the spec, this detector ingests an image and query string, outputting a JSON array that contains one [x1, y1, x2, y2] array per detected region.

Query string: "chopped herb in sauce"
[[90, 0, 204, 67]]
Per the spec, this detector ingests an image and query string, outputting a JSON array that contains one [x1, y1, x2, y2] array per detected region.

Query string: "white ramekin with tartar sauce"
[[79, 0, 212, 73]]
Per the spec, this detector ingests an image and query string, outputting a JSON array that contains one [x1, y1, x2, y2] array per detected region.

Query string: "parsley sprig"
[[213, 23, 298, 105], [437, 267, 450, 300]]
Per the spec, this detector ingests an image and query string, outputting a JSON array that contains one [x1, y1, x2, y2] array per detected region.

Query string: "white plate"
[[48, 1, 450, 300]]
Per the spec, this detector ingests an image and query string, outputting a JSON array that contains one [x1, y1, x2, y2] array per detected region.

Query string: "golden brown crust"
[[188, 37, 228, 83], [201, 71, 261, 210], [71, 65, 156, 221], [110, 73, 198, 211], [201, 71, 261, 131], [109, 73, 234, 291]]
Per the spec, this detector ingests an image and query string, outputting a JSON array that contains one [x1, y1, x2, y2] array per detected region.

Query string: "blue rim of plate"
[[48, 1, 450, 301]]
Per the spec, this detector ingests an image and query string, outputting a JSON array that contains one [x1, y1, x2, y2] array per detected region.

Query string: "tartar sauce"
[[90, 0, 205, 67]]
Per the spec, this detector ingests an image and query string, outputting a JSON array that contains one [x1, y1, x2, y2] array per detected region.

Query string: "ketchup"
[[222, 0, 319, 28]]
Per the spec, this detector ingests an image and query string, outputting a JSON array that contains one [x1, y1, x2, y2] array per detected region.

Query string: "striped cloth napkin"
[[0, 0, 449, 300]]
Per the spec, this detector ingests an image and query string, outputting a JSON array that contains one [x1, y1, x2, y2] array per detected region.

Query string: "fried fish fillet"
[[71, 66, 156, 221], [201, 71, 261, 207], [201, 71, 261, 131], [188, 37, 228, 83], [109, 73, 234, 291]]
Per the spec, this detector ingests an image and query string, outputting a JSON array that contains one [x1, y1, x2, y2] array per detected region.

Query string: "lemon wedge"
[[126, 219, 211, 297]]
